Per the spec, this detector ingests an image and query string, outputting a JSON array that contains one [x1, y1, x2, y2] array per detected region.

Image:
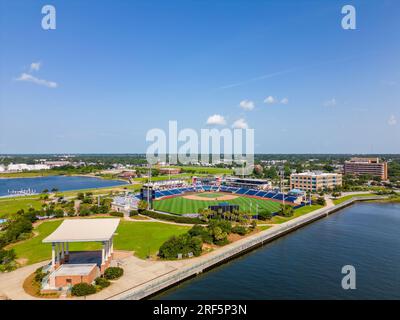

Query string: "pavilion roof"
[[43, 219, 120, 243]]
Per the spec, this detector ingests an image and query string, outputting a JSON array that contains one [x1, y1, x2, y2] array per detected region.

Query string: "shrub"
[[34, 267, 49, 283], [258, 209, 273, 221], [158, 234, 203, 259], [142, 210, 203, 224], [313, 197, 326, 206], [231, 225, 248, 236], [95, 277, 110, 288], [17, 232, 32, 241], [1, 217, 33, 245], [278, 204, 294, 217], [23, 211, 38, 223], [208, 219, 232, 234], [0, 249, 16, 267], [54, 209, 65, 218], [129, 210, 139, 217], [188, 225, 213, 244], [71, 283, 97, 296], [137, 200, 148, 213], [109, 211, 123, 217], [209, 226, 228, 244], [104, 267, 124, 280], [98, 205, 109, 214], [79, 208, 91, 216]]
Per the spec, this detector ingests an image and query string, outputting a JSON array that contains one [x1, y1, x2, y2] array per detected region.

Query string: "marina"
[[0, 176, 127, 197]]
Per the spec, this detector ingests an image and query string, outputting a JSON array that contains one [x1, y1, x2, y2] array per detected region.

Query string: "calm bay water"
[[155, 203, 400, 300], [0, 175, 127, 196]]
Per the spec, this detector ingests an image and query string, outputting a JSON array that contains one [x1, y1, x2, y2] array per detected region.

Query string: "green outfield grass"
[[153, 194, 282, 215], [9, 219, 190, 265]]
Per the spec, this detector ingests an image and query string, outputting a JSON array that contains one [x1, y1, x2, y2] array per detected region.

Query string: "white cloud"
[[264, 96, 277, 104], [16, 73, 58, 88], [206, 114, 226, 126], [388, 115, 397, 126], [239, 100, 255, 111], [30, 62, 41, 72], [232, 118, 248, 129], [264, 96, 288, 105], [323, 98, 337, 107]]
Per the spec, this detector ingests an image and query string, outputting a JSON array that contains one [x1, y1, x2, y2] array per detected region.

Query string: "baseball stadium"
[[136, 177, 307, 216]]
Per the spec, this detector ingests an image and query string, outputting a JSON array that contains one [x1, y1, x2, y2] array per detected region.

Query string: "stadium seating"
[[150, 184, 298, 203], [245, 190, 258, 196], [235, 188, 248, 195]]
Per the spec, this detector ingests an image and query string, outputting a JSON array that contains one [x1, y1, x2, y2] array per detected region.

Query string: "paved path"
[[0, 261, 48, 300]]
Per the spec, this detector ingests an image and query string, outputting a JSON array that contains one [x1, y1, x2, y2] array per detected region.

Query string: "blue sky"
[[0, 0, 399, 154]]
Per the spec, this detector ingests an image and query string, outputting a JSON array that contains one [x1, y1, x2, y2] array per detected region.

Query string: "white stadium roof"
[[43, 219, 120, 243]]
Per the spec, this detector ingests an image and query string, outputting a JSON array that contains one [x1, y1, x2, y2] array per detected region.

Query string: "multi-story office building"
[[344, 157, 388, 180], [290, 172, 342, 192]]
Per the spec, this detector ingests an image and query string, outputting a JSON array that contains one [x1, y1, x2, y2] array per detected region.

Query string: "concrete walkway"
[[0, 261, 48, 300]]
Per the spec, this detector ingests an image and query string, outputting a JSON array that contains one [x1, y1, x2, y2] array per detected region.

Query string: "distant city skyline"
[[0, 0, 399, 154]]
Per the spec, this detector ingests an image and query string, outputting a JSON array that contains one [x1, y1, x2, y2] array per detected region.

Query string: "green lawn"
[[271, 204, 324, 224], [153, 195, 282, 215], [9, 219, 190, 265], [0, 196, 43, 218], [333, 193, 374, 205]]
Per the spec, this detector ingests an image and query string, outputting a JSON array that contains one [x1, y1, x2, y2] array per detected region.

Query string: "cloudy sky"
[[0, 0, 399, 154]]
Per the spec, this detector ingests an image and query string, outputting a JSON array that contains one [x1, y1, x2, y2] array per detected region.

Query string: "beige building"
[[344, 157, 388, 180], [290, 172, 342, 192]]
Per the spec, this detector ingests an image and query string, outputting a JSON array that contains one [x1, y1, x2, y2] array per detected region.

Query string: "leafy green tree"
[[258, 209, 273, 221]]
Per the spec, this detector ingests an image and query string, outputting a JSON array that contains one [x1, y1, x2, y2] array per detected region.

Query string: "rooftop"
[[53, 263, 97, 276], [292, 172, 340, 177], [43, 218, 120, 243]]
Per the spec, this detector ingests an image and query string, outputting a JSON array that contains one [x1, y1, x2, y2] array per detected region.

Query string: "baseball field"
[[152, 192, 282, 215]]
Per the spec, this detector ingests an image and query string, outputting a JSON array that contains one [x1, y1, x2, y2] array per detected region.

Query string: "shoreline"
[[0, 195, 392, 300], [103, 195, 388, 300], [0, 175, 130, 199]]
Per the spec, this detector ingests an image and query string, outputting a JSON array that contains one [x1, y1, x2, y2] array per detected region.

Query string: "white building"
[[6, 163, 51, 172], [0, 165, 5, 172]]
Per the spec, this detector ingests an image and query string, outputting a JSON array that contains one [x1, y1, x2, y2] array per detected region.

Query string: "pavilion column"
[[51, 243, 56, 269], [61, 242, 65, 260], [65, 242, 69, 262], [110, 237, 114, 256], [55, 243, 60, 266], [101, 242, 106, 265]]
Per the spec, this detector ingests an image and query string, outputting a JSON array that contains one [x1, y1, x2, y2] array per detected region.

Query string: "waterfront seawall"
[[107, 195, 386, 300]]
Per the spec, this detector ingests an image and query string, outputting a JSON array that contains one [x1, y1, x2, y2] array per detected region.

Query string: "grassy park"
[[270, 204, 323, 224], [8, 219, 190, 265], [0, 196, 43, 218], [332, 193, 374, 205]]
